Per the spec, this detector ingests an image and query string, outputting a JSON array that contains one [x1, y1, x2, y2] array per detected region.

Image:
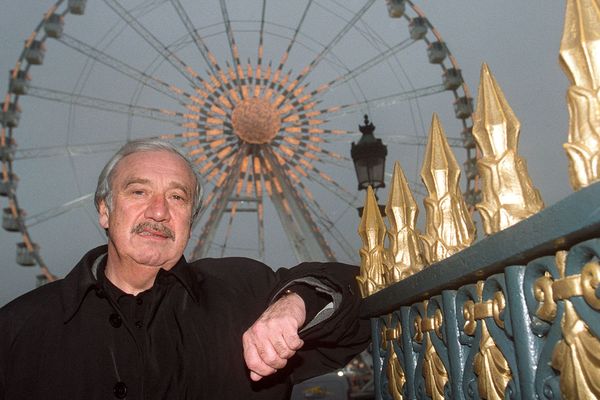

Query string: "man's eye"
[[172, 194, 185, 201], [132, 190, 145, 196]]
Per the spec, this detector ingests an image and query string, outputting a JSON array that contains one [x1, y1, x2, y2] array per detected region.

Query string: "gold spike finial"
[[420, 114, 476, 264], [356, 186, 387, 297], [560, 0, 600, 88], [472, 63, 544, 235], [384, 161, 425, 283], [560, 0, 600, 190]]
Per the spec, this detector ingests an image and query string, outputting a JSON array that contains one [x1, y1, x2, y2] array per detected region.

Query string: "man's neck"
[[104, 255, 161, 296]]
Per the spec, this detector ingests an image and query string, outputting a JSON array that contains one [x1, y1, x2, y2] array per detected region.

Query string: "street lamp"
[[351, 115, 388, 216]]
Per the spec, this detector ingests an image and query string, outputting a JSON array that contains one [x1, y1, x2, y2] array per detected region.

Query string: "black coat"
[[0, 246, 370, 399]]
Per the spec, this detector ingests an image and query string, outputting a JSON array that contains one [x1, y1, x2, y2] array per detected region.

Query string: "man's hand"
[[243, 292, 306, 381]]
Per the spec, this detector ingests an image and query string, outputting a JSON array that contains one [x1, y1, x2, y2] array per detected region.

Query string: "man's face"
[[98, 150, 195, 270]]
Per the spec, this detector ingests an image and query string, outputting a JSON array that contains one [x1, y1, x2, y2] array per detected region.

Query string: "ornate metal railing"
[[361, 183, 600, 399], [358, 1, 600, 398]]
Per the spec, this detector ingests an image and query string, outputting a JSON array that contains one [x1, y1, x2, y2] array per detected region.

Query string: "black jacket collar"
[[60, 245, 203, 322]]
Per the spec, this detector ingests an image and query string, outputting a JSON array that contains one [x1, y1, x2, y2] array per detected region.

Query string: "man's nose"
[[145, 194, 170, 221]]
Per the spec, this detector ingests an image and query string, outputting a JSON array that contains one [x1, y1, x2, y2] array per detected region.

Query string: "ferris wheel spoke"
[[195, 144, 241, 186], [191, 145, 247, 259], [103, 0, 203, 88], [191, 190, 216, 228], [25, 193, 93, 228], [280, 123, 350, 138], [280, 82, 445, 123], [303, 199, 358, 261], [326, 133, 463, 147], [272, 138, 348, 168], [384, 133, 462, 147], [14, 140, 125, 160], [189, 144, 237, 174], [219, 154, 255, 257], [309, 151, 351, 169], [249, 150, 266, 259], [273, 0, 313, 78], [281, 161, 358, 261], [275, 138, 348, 164], [290, 0, 376, 92], [239, 0, 267, 98], [256, 0, 266, 67], [261, 146, 335, 261], [258, 164, 308, 262], [160, 127, 228, 142], [310, 83, 446, 121], [277, 162, 356, 259], [304, 38, 415, 104], [186, 136, 239, 165], [219, 201, 238, 258], [271, 149, 357, 203], [240, 155, 258, 199], [218, 0, 245, 98], [27, 85, 187, 124], [279, 128, 350, 150], [306, 172, 360, 206], [169, 0, 222, 78], [57, 34, 194, 106]]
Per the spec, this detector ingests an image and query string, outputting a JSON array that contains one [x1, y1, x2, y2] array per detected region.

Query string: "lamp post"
[[351, 115, 388, 217]]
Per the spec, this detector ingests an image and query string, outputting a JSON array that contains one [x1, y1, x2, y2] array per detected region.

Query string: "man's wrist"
[[278, 283, 331, 327]]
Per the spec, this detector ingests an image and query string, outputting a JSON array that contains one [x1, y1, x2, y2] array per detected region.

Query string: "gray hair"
[[94, 138, 203, 223]]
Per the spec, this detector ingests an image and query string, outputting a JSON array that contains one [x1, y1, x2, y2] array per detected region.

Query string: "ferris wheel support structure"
[[262, 146, 336, 262]]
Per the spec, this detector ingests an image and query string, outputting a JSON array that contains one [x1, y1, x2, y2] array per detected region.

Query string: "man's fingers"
[[243, 337, 278, 381], [271, 334, 297, 360], [243, 293, 308, 381], [282, 331, 304, 352], [250, 371, 263, 382], [257, 338, 288, 369]]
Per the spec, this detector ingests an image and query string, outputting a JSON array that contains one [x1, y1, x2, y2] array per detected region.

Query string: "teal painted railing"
[[360, 181, 600, 399]]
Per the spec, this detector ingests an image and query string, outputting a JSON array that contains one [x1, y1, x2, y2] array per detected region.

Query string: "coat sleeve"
[[0, 297, 19, 400], [0, 312, 5, 400], [0, 298, 18, 400], [268, 261, 372, 383], [195, 257, 371, 384]]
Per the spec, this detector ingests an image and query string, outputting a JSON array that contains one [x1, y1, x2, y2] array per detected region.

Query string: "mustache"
[[131, 222, 175, 241]]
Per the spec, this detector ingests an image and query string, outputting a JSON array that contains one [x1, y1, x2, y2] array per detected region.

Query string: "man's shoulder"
[[0, 280, 63, 344], [187, 256, 274, 277], [185, 257, 280, 297], [0, 280, 64, 329]]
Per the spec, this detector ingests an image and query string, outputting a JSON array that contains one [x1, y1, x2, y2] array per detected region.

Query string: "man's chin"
[[132, 256, 172, 269], [129, 247, 177, 268]]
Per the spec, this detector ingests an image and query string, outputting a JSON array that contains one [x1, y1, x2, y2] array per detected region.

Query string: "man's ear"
[[98, 200, 110, 229]]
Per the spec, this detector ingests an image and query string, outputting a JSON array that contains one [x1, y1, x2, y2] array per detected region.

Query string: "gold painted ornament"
[[384, 161, 426, 284], [473, 322, 512, 400], [472, 63, 544, 235], [356, 186, 387, 297], [420, 113, 476, 263], [551, 301, 600, 399], [560, 0, 600, 190]]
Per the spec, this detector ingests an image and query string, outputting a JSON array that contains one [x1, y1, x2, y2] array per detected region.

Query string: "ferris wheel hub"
[[231, 97, 281, 144]]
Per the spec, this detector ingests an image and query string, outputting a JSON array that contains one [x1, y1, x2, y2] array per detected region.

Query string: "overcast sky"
[[0, 1, 570, 305]]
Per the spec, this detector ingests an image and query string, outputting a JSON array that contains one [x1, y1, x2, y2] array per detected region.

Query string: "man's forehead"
[[113, 150, 195, 185]]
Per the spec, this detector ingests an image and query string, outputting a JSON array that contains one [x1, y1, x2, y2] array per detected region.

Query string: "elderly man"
[[0, 139, 370, 399]]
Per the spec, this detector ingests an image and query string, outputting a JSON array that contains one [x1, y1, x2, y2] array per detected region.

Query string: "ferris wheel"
[[0, 0, 475, 283]]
